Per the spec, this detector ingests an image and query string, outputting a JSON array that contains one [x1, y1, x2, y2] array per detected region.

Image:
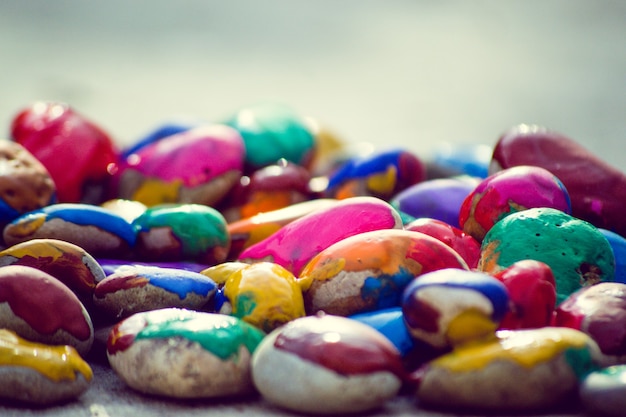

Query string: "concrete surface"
[[0, 1, 624, 416]]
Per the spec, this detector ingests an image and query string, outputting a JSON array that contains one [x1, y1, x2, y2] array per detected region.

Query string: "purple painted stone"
[[391, 177, 479, 228]]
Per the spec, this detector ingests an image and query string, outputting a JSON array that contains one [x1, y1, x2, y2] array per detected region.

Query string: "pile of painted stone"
[[1, 100, 625, 415]]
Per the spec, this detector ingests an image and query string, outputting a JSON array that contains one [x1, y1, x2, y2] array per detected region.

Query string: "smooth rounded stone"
[[132, 203, 230, 265], [10, 101, 119, 203], [554, 282, 626, 365], [479, 207, 615, 303], [235, 159, 314, 221], [459, 165, 572, 242], [222, 101, 316, 170], [427, 142, 491, 179], [0, 139, 56, 227], [220, 262, 305, 332], [405, 217, 481, 269], [0, 238, 106, 306], [349, 307, 415, 357], [415, 327, 601, 412], [227, 198, 337, 259], [324, 148, 426, 201], [402, 268, 508, 349], [491, 124, 626, 237], [0, 329, 92, 405], [113, 124, 245, 207], [98, 258, 208, 275], [251, 314, 406, 415], [238, 196, 403, 276], [3, 203, 137, 258], [0, 265, 94, 356], [580, 365, 626, 417], [107, 308, 265, 399], [93, 265, 217, 320], [600, 228, 626, 284], [299, 229, 469, 317], [390, 176, 480, 228], [492, 260, 557, 330], [120, 119, 200, 158]]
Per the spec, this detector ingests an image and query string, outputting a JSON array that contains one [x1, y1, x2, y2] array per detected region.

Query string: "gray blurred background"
[[1, 0, 625, 168]]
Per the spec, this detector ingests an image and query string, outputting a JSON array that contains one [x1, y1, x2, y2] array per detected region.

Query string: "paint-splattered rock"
[[227, 199, 337, 259], [391, 177, 480, 228], [402, 268, 508, 349], [299, 229, 469, 317], [0, 139, 56, 227], [414, 327, 600, 412], [107, 308, 265, 398], [238, 196, 403, 276], [93, 265, 217, 320], [349, 307, 415, 358], [234, 159, 314, 221], [100, 198, 147, 223], [492, 260, 557, 330], [219, 262, 305, 332], [0, 265, 94, 356], [324, 148, 425, 201], [478, 207, 615, 303], [491, 124, 626, 237], [580, 364, 626, 417], [459, 165, 572, 242], [405, 217, 481, 269], [251, 314, 406, 415], [10, 101, 119, 203], [132, 204, 230, 265], [113, 125, 245, 207], [554, 282, 626, 365], [0, 329, 92, 405], [0, 238, 105, 307], [222, 102, 316, 170], [3, 203, 137, 258], [599, 228, 626, 284]]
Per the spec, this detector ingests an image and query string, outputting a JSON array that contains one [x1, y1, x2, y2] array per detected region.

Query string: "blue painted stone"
[[600, 228, 626, 284], [349, 307, 415, 356], [430, 142, 492, 178]]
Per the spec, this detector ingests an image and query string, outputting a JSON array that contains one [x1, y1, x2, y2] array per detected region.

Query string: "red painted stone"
[[491, 124, 626, 237], [10, 102, 119, 203]]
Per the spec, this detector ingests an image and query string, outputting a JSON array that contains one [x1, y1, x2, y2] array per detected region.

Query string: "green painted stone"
[[479, 207, 615, 303]]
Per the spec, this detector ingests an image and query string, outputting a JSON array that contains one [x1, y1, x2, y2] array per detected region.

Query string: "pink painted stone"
[[459, 165, 571, 242], [238, 196, 403, 276]]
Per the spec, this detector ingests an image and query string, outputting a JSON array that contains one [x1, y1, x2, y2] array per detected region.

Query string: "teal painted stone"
[[478, 207, 615, 303]]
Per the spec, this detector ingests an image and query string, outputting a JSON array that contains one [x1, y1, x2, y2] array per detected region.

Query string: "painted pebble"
[[492, 259, 557, 330], [404, 217, 481, 269], [299, 229, 470, 317], [227, 198, 337, 259], [132, 203, 230, 265], [236, 159, 313, 220], [391, 177, 480, 228], [580, 364, 626, 417], [219, 262, 305, 332], [120, 119, 199, 158], [0, 265, 94, 356], [238, 196, 403, 276], [0, 238, 106, 307], [251, 313, 406, 415], [0, 139, 56, 227], [93, 265, 217, 320], [479, 207, 615, 303], [349, 307, 415, 357], [401, 268, 508, 349], [3, 203, 137, 258], [10, 101, 119, 203], [554, 282, 626, 365], [100, 198, 147, 223], [107, 308, 265, 398], [414, 327, 600, 411], [491, 124, 626, 237], [223, 102, 316, 170], [113, 124, 245, 207], [459, 165, 572, 242], [0, 329, 92, 405], [599, 228, 626, 284], [324, 148, 425, 201]]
